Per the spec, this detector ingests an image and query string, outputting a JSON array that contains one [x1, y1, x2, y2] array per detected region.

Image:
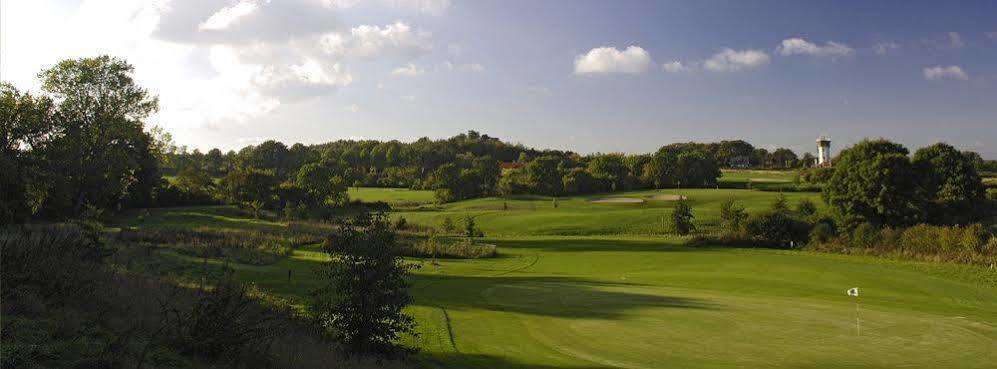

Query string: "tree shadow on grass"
[[418, 352, 614, 369], [410, 273, 718, 319], [485, 238, 728, 253]]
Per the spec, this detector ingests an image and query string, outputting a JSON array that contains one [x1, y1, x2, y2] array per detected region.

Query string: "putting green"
[[406, 238, 997, 369]]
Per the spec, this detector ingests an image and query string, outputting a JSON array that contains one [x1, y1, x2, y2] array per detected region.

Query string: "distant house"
[[500, 162, 525, 170], [728, 155, 751, 168]]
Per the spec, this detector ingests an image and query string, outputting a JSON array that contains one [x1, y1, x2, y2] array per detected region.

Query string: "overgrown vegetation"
[[806, 223, 996, 265], [1, 223, 411, 369]]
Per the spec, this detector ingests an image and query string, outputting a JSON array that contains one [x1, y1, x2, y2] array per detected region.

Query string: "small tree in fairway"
[[313, 212, 416, 356], [670, 200, 696, 235]]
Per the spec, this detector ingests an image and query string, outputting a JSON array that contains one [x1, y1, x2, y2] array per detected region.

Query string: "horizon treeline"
[[159, 131, 802, 204], [4, 56, 997, 225]]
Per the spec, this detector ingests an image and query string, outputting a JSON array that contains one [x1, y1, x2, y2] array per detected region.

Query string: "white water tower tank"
[[817, 136, 831, 166]]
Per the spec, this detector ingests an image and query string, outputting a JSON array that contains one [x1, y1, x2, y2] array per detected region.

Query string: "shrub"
[[313, 212, 417, 356], [744, 211, 810, 248], [463, 214, 483, 238], [440, 216, 455, 235], [987, 188, 997, 201], [796, 198, 818, 219], [808, 222, 836, 244], [851, 223, 879, 249], [718, 198, 747, 236], [165, 278, 283, 363], [670, 200, 695, 235], [405, 237, 497, 259], [1, 225, 108, 307]]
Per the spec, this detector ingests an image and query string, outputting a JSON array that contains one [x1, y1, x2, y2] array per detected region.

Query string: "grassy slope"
[[120, 184, 997, 369]]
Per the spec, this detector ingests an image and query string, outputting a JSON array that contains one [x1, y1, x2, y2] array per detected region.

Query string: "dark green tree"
[[313, 212, 416, 355], [38, 56, 161, 215], [0, 83, 55, 224], [587, 154, 627, 191], [822, 139, 926, 228], [911, 143, 986, 219], [221, 167, 279, 218], [525, 155, 564, 196]]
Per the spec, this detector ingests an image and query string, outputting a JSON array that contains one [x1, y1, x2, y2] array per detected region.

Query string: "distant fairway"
[[348, 187, 436, 206], [394, 189, 823, 236], [119, 187, 997, 369]]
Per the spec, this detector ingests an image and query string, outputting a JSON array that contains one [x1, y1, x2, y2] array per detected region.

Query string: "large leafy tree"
[[822, 139, 926, 227], [0, 83, 56, 223], [221, 167, 279, 218], [38, 56, 161, 215], [911, 143, 985, 216], [313, 212, 416, 355], [525, 155, 564, 196], [587, 154, 627, 191]]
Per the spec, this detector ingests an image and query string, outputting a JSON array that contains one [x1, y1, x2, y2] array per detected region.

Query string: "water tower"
[[816, 136, 831, 166]]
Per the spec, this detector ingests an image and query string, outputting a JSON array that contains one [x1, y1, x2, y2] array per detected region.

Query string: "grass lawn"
[[394, 188, 823, 236], [348, 187, 436, 206], [117, 188, 997, 369]]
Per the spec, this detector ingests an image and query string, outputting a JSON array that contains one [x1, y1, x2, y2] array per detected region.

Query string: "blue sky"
[[2, 0, 995, 157]]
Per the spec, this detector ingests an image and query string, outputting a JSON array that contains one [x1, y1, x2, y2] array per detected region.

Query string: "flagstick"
[[855, 297, 860, 336]]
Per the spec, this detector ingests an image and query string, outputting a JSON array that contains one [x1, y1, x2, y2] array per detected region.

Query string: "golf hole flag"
[[847, 287, 859, 296]]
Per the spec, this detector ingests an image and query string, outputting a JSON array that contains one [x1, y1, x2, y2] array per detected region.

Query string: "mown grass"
[[112, 187, 997, 369], [348, 187, 436, 207], [394, 188, 823, 236]]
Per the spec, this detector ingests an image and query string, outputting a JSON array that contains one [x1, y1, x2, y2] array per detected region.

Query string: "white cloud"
[[334, 22, 432, 58], [662, 61, 691, 73], [574, 46, 651, 75], [386, 0, 452, 16], [199, 1, 259, 31], [923, 65, 968, 81], [948, 32, 965, 48], [777, 37, 854, 58], [400, 94, 416, 101], [391, 63, 427, 76], [703, 48, 770, 72], [873, 41, 900, 55], [345, 104, 359, 112]]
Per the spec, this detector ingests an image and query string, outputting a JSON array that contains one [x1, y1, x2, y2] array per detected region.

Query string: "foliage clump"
[[313, 212, 417, 356]]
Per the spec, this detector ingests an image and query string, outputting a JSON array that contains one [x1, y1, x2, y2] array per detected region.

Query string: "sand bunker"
[[747, 178, 791, 183], [590, 197, 645, 204], [652, 194, 688, 201]]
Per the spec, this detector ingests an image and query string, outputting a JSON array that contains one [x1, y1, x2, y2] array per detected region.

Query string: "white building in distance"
[[817, 136, 831, 166]]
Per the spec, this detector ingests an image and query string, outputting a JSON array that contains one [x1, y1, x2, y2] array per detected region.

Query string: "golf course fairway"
[[123, 191, 997, 369]]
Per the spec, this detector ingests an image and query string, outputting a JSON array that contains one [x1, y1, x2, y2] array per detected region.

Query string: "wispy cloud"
[[948, 32, 965, 48], [923, 65, 968, 81], [873, 41, 900, 55], [392, 63, 427, 76], [777, 37, 854, 58], [703, 49, 770, 72], [662, 61, 692, 73]]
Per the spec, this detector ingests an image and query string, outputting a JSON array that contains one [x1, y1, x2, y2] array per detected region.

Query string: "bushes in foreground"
[[2, 224, 414, 369]]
